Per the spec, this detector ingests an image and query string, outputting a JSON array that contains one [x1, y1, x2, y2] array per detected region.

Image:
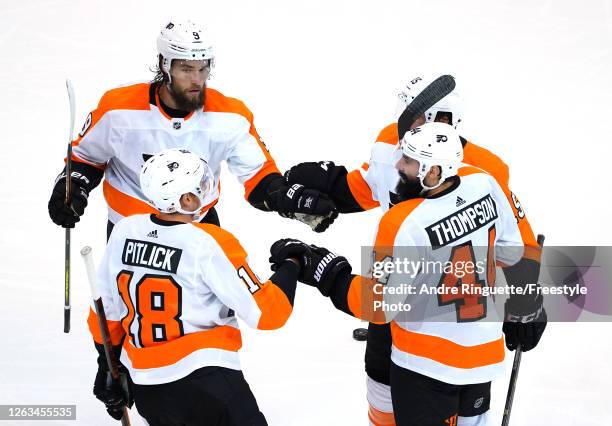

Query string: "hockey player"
[[89, 148, 308, 425], [271, 123, 547, 425], [48, 19, 337, 238], [283, 75, 546, 425]]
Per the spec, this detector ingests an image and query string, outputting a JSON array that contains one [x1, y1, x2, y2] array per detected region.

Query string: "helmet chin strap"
[[419, 176, 443, 191]]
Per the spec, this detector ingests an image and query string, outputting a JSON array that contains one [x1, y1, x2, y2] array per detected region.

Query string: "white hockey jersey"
[[344, 166, 523, 385], [87, 214, 293, 385], [72, 83, 279, 223], [345, 122, 540, 257]]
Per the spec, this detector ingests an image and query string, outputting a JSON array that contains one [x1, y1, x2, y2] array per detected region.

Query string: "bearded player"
[[48, 19, 337, 238]]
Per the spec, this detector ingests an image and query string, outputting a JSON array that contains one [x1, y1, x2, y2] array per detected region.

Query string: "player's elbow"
[[252, 282, 294, 330], [256, 307, 292, 330]]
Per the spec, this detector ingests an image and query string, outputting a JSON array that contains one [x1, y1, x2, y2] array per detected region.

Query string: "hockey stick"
[[81, 246, 131, 426], [397, 74, 456, 140], [501, 233, 545, 426], [64, 79, 76, 333]]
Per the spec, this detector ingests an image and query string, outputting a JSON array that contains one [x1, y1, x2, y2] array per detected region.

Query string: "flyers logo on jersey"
[[122, 239, 182, 273], [426, 194, 498, 247]]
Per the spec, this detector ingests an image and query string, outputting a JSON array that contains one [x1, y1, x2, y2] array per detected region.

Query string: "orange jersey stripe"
[[192, 223, 247, 268], [376, 123, 400, 146], [390, 322, 505, 369], [463, 140, 538, 255], [463, 141, 509, 187], [68, 153, 106, 170], [243, 161, 281, 200], [348, 199, 426, 322], [103, 180, 219, 219], [192, 223, 292, 329], [124, 325, 242, 369], [253, 281, 293, 329], [72, 83, 151, 149], [368, 405, 396, 426], [87, 308, 125, 346], [205, 88, 280, 199], [346, 168, 380, 210]]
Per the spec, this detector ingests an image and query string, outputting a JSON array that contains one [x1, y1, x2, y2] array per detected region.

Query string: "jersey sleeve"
[[87, 222, 127, 346], [345, 123, 399, 211], [489, 177, 524, 267], [328, 199, 425, 323], [71, 91, 124, 169], [223, 101, 281, 200], [346, 164, 380, 211], [195, 224, 294, 330], [463, 140, 539, 260]]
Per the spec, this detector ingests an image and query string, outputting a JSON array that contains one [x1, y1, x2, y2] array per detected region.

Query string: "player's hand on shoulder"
[[502, 288, 547, 352], [48, 171, 90, 228]]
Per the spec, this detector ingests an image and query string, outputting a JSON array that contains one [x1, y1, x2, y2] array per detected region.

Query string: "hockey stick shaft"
[[501, 233, 545, 426], [397, 75, 456, 140], [64, 79, 76, 333], [81, 246, 131, 426]]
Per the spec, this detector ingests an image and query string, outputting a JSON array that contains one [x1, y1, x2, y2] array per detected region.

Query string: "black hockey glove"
[[300, 244, 352, 296], [503, 289, 547, 352], [269, 238, 313, 272], [48, 171, 90, 228], [284, 161, 345, 193], [275, 184, 338, 232], [93, 344, 133, 421]]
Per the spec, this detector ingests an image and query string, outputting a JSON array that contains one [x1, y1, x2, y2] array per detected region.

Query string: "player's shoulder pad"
[[97, 82, 151, 113], [190, 222, 247, 266], [375, 198, 426, 246], [462, 139, 510, 186], [457, 164, 489, 177], [374, 122, 399, 146], [204, 87, 253, 123]]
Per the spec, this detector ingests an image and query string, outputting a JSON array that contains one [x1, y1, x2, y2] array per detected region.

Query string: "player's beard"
[[395, 172, 424, 201], [168, 81, 206, 112]]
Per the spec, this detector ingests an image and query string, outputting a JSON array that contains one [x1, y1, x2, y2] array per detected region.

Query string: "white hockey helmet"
[[398, 122, 463, 190], [157, 20, 215, 81], [396, 75, 464, 128], [140, 148, 215, 218]]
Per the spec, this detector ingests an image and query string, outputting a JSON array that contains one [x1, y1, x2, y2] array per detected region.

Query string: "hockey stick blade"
[[397, 75, 456, 140]]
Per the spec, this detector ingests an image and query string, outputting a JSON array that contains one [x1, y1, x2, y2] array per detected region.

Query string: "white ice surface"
[[0, 0, 611, 424]]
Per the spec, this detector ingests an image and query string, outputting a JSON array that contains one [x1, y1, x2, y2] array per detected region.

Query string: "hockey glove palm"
[[503, 290, 547, 352], [275, 184, 339, 232], [48, 171, 90, 228]]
